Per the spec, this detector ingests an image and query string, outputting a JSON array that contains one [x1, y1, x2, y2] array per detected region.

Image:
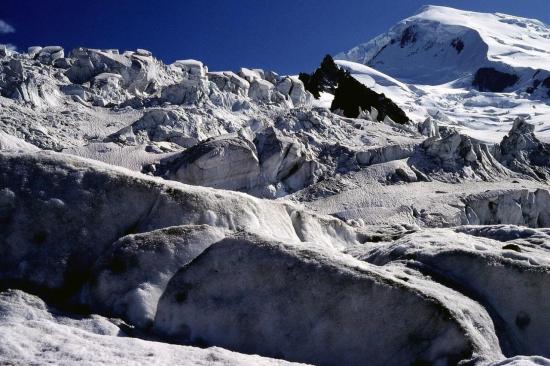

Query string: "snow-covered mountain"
[[336, 5, 550, 143], [337, 5, 550, 84]]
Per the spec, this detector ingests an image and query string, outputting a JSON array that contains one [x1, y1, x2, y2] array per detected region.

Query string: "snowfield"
[[1, 4, 550, 366]]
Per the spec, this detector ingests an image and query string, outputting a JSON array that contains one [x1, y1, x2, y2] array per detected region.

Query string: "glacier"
[[1, 4, 550, 366]]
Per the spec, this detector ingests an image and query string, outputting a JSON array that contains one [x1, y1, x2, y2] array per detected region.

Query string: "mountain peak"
[[336, 6, 550, 84], [414, 4, 462, 15]]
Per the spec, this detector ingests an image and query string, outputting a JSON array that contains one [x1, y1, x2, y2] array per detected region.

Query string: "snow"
[[86, 225, 226, 328], [335, 6, 550, 143], [154, 232, 502, 366], [337, 5, 550, 81], [0, 130, 40, 152], [311, 91, 333, 109], [0, 289, 305, 365], [336, 58, 550, 144], [409, 6, 550, 72], [346, 228, 550, 357]]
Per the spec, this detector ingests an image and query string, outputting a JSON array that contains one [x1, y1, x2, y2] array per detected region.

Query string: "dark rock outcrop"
[[473, 68, 518, 92], [451, 38, 465, 53], [298, 55, 341, 98], [331, 73, 409, 123], [299, 55, 409, 123]]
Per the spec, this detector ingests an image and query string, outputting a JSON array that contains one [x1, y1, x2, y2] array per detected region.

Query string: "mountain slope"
[[335, 6, 550, 143]]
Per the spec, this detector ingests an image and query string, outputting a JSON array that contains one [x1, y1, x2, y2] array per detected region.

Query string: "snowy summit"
[[337, 5, 550, 83]]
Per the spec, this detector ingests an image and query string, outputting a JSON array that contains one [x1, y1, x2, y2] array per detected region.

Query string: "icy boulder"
[[90, 72, 125, 106], [248, 78, 274, 102], [287, 77, 311, 106], [154, 232, 501, 366], [349, 229, 550, 357], [172, 59, 206, 80], [109, 109, 202, 148], [356, 143, 416, 166], [168, 136, 261, 191], [37, 46, 64, 65], [86, 225, 226, 328], [417, 131, 510, 180], [0, 58, 63, 108], [27, 46, 42, 59], [498, 118, 550, 181], [160, 78, 207, 105], [0, 289, 303, 366], [463, 188, 550, 227], [10, 76, 63, 108], [0, 151, 358, 294], [208, 71, 250, 96], [238, 67, 264, 82], [419, 117, 440, 138], [254, 127, 316, 191], [275, 77, 312, 107], [65, 48, 129, 84], [65, 48, 167, 94]]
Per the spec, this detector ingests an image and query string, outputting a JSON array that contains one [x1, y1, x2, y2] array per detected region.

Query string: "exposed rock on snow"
[[299, 55, 409, 122], [154, 232, 501, 366], [473, 67, 519, 92]]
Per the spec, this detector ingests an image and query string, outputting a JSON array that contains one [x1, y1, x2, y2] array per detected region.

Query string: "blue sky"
[[1, 0, 549, 74]]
